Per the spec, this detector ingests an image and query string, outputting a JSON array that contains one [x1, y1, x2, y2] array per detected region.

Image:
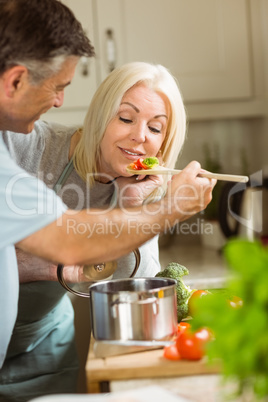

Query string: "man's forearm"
[[61, 199, 180, 264], [17, 200, 178, 266], [17, 162, 216, 266]]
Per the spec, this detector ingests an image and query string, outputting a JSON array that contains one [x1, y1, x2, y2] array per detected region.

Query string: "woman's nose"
[[130, 123, 146, 142], [53, 91, 64, 108]]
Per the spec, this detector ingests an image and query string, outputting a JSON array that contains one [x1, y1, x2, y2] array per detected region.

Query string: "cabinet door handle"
[[80, 56, 90, 76], [105, 28, 116, 72], [79, 29, 90, 77]]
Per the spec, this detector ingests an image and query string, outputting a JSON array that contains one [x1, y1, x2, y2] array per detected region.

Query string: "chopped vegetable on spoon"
[[142, 157, 159, 168], [128, 156, 159, 171]]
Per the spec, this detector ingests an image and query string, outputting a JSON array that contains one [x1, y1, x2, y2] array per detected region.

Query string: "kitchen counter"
[[85, 338, 221, 395], [85, 339, 250, 401]]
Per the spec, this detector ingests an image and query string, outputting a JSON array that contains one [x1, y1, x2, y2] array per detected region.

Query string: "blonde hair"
[[73, 62, 187, 199]]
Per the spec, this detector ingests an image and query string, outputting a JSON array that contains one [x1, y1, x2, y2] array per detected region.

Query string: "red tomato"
[[163, 344, 181, 361], [188, 289, 210, 317], [136, 158, 148, 169], [176, 327, 212, 360], [133, 159, 142, 169], [128, 162, 140, 170], [177, 322, 191, 336], [129, 158, 149, 170]]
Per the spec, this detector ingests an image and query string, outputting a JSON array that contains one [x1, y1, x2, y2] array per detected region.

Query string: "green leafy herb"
[[191, 239, 268, 399]]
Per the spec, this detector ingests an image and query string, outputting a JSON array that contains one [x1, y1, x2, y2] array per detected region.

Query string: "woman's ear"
[[2, 65, 28, 98]]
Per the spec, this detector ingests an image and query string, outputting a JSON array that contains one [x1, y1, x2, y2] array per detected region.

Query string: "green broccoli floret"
[[142, 157, 159, 169], [155, 262, 194, 322], [176, 301, 189, 323]]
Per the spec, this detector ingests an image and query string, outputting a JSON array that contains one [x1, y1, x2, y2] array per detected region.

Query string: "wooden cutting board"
[[86, 339, 221, 392]]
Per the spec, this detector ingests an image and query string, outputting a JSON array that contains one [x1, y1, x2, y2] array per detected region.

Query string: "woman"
[[0, 62, 186, 401]]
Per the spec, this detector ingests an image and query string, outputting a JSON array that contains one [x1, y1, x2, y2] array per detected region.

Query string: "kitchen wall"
[[178, 117, 266, 175]]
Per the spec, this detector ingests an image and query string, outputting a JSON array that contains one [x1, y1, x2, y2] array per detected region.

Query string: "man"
[[0, 0, 216, 369]]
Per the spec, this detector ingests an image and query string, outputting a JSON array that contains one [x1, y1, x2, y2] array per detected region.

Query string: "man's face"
[[9, 56, 78, 133]]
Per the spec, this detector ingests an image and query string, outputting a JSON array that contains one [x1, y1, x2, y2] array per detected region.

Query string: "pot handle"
[[57, 249, 141, 298], [57, 264, 91, 298], [129, 248, 141, 278]]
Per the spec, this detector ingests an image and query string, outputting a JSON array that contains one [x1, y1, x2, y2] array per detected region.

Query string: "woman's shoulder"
[[1, 121, 47, 167], [36, 120, 79, 161], [1, 120, 77, 152], [37, 120, 79, 143]]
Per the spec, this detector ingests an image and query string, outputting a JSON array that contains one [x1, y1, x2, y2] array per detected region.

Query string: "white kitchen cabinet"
[[44, 0, 98, 125], [45, 0, 265, 123], [94, 0, 251, 102], [92, 0, 265, 120]]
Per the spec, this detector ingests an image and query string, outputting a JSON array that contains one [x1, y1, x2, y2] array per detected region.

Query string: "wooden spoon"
[[126, 166, 249, 183]]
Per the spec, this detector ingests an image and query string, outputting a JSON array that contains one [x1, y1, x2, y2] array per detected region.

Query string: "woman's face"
[[99, 84, 169, 179]]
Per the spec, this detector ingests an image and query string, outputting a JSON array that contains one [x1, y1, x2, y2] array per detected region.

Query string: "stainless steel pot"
[[88, 277, 177, 342]]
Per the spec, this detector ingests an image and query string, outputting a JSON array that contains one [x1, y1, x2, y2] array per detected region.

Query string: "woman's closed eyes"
[[119, 116, 162, 134]]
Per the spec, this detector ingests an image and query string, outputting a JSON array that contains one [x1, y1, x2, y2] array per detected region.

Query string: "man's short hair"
[[0, 0, 95, 81]]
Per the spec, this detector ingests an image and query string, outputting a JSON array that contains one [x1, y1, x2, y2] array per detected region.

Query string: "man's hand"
[[115, 174, 164, 208], [166, 160, 217, 221]]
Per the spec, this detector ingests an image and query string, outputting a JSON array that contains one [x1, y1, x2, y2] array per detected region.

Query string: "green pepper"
[[142, 157, 159, 169]]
